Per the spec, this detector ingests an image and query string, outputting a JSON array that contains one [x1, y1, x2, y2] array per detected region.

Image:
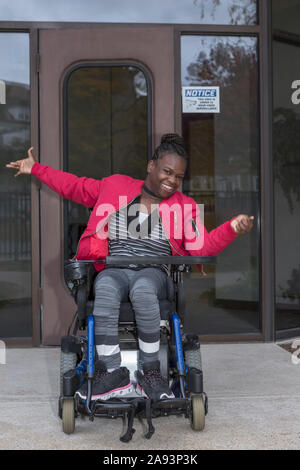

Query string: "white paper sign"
[[182, 86, 220, 113]]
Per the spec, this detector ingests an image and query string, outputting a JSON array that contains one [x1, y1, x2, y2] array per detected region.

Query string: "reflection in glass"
[[272, 0, 300, 36], [181, 35, 260, 335], [65, 66, 149, 259], [1, 0, 257, 25], [0, 33, 31, 338], [272, 21, 300, 331]]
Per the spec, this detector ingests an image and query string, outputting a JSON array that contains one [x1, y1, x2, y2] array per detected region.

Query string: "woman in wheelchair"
[[7, 133, 254, 403]]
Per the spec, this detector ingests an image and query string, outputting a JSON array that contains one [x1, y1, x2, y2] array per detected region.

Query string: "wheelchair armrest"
[[64, 260, 96, 297], [64, 260, 88, 298], [105, 256, 216, 266], [64, 260, 97, 330]]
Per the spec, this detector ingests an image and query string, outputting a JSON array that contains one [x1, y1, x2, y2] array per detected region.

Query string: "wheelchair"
[[58, 255, 215, 442]]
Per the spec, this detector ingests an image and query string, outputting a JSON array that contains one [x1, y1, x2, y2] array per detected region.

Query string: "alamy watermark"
[[291, 80, 300, 105], [0, 340, 6, 365], [94, 199, 205, 250], [0, 80, 6, 104], [291, 339, 300, 365]]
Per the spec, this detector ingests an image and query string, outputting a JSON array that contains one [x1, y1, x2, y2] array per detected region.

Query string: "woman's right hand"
[[6, 146, 36, 177]]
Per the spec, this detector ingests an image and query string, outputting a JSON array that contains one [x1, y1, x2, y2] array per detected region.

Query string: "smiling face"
[[145, 153, 187, 199]]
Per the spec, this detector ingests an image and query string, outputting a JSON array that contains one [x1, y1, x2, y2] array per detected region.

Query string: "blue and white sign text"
[[182, 86, 220, 113]]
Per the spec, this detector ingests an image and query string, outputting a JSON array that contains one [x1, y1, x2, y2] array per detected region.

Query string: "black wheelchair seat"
[[84, 272, 175, 323], [65, 260, 176, 328]]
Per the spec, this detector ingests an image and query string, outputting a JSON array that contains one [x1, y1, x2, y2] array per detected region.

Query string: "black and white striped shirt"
[[108, 197, 171, 273]]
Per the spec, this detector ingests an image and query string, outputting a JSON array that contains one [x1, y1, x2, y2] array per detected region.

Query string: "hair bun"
[[152, 132, 188, 161], [160, 133, 186, 149]]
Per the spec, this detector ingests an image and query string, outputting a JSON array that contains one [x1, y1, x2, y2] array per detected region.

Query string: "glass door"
[[0, 33, 31, 340], [181, 34, 261, 337], [272, 0, 300, 337], [63, 64, 150, 260]]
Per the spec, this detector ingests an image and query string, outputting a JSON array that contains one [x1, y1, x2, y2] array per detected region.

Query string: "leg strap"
[[144, 399, 155, 439], [120, 401, 138, 443]]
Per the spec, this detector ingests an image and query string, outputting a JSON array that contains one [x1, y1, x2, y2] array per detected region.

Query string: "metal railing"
[[0, 191, 31, 261]]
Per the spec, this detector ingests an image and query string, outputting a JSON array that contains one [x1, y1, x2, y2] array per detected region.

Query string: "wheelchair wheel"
[[184, 346, 202, 371], [190, 395, 205, 431], [62, 398, 75, 434], [60, 351, 78, 395]]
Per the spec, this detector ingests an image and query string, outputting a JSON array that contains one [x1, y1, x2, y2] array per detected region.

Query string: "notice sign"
[[182, 86, 220, 113]]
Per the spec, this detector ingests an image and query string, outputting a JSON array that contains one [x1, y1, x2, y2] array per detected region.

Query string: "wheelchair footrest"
[[91, 398, 140, 443], [75, 394, 197, 442], [152, 397, 187, 410], [92, 399, 139, 415]]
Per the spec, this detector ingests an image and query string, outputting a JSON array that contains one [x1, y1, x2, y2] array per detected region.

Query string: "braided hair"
[[152, 133, 188, 162]]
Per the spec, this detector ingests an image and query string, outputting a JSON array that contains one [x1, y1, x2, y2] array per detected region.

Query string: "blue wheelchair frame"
[[84, 311, 185, 393]]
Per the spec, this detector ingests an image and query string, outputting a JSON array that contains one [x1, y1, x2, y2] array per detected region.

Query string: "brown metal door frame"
[[1, 7, 272, 345], [2, 28, 41, 347], [30, 28, 41, 347], [38, 25, 175, 345]]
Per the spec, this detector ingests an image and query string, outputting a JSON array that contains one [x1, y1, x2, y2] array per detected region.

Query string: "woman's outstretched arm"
[[6, 147, 103, 208]]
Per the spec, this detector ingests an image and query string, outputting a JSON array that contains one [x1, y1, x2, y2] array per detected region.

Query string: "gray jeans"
[[93, 267, 168, 370]]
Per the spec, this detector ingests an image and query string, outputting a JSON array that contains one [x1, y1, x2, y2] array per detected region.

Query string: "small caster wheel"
[[190, 395, 205, 431], [62, 398, 75, 434]]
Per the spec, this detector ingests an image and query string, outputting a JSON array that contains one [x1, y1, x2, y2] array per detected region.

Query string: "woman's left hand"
[[230, 215, 254, 235]]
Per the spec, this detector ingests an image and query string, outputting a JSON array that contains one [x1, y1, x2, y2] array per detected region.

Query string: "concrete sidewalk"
[[0, 342, 300, 450]]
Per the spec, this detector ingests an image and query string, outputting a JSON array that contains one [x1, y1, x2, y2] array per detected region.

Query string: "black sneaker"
[[135, 361, 175, 401], [76, 361, 133, 401]]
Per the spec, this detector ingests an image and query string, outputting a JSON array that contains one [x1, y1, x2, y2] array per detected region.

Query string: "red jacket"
[[32, 162, 237, 271]]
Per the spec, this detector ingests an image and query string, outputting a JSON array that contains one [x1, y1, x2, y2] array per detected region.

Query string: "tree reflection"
[[280, 265, 300, 301], [184, 38, 258, 178], [192, 0, 257, 25], [273, 107, 300, 213], [0, 82, 30, 261]]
